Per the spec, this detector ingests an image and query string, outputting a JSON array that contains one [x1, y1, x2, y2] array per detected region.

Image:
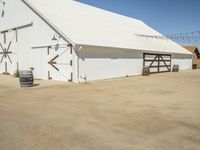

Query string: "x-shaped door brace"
[[48, 55, 59, 71], [48, 53, 72, 72], [148, 55, 171, 71], [0, 42, 13, 64]]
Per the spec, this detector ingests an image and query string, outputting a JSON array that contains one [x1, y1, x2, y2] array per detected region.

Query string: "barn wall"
[[0, 0, 73, 81], [77, 46, 143, 82], [0, 0, 192, 83], [77, 46, 192, 82], [172, 54, 193, 70]]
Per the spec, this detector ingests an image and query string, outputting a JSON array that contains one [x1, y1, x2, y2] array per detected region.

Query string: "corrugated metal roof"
[[23, 0, 192, 55]]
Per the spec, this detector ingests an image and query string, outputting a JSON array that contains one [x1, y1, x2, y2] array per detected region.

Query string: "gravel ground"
[[0, 70, 200, 150]]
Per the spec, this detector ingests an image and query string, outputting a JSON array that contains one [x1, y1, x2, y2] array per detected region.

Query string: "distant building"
[[183, 46, 200, 69], [183, 46, 200, 59]]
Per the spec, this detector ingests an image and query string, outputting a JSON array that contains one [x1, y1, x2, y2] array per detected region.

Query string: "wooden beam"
[[149, 65, 171, 68], [32, 44, 71, 49], [3, 33, 6, 44], [144, 59, 171, 62], [48, 55, 59, 71], [144, 53, 171, 57], [3, 62, 10, 75], [0, 22, 33, 34], [48, 71, 52, 80], [149, 55, 158, 67], [68, 72, 73, 82], [15, 30, 18, 42], [144, 53, 172, 74], [160, 56, 171, 71]]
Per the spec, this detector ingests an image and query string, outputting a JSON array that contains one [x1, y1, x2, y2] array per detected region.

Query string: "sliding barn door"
[[143, 53, 171, 73], [31, 44, 73, 81], [47, 45, 73, 81]]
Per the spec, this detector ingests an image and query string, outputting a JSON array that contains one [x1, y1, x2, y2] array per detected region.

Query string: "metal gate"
[[143, 53, 171, 73]]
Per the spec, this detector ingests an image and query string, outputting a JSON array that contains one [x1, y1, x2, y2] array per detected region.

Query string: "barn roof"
[[22, 0, 192, 55]]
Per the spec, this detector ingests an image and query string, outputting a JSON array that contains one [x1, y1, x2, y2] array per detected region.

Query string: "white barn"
[[0, 0, 192, 83]]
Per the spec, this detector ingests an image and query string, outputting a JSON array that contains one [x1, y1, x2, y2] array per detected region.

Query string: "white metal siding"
[[172, 54, 192, 70], [0, 0, 73, 81], [78, 46, 143, 82], [77, 46, 192, 82]]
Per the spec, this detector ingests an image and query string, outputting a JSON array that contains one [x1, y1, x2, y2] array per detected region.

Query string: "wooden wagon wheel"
[[0, 41, 13, 64]]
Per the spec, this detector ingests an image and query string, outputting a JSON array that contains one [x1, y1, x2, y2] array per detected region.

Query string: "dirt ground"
[[0, 70, 200, 150]]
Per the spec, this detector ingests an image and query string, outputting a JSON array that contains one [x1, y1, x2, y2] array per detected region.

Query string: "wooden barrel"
[[172, 65, 179, 72], [19, 70, 34, 87], [192, 64, 197, 70], [142, 66, 150, 76]]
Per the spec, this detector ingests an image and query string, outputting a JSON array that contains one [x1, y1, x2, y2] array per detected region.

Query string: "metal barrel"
[[19, 70, 34, 87]]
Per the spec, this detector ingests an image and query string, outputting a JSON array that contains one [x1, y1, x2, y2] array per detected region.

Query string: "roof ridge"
[[21, 0, 76, 45]]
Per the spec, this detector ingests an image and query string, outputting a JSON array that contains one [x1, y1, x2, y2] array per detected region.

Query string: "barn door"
[[143, 53, 171, 73], [0, 31, 18, 75], [47, 44, 73, 81]]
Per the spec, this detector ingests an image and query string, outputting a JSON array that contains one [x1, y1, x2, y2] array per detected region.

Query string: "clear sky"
[[78, 0, 200, 35]]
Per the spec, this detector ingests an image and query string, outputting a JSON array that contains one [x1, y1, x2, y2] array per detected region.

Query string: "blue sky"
[[78, 0, 200, 35]]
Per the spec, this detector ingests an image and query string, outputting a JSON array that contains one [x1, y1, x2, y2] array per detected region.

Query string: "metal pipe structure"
[[135, 30, 200, 48]]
